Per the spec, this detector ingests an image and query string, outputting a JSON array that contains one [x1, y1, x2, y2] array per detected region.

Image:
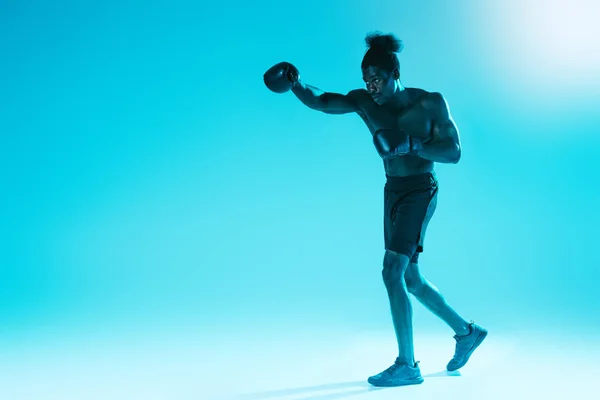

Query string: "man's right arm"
[[291, 81, 362, 114]]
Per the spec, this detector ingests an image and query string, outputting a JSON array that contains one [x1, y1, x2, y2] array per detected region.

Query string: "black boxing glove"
[[409, 136, 426, 156], [374, 129, 410, 158], [409, 121, 436, 156], [374, 129, 429, 159], [263, 62, 300, 93]]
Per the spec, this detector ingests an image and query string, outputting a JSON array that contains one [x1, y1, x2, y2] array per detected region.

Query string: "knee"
[[382, 251, 409, 289], [405, 274, 426, 296], [404, 266, 427, 296]]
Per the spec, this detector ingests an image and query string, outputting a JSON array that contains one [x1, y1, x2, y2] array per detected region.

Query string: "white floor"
[[1, 328, 598, 400]]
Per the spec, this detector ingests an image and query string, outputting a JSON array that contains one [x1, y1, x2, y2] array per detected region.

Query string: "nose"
[[367, 83, 377, 93]]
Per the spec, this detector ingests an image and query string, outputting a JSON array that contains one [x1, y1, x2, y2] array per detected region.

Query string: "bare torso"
[[354, 88, 434, 177]]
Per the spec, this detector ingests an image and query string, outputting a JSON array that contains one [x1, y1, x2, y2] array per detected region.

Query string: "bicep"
[[318, 90, 363, 114], [430, 93, 460, 143]]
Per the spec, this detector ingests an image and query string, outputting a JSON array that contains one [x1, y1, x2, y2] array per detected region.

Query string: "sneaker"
[[368, 358, 424, 387], [446, 321, 488, 371]]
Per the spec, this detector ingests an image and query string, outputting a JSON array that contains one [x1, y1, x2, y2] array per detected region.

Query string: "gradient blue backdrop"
[[2, 0, 599, 344]]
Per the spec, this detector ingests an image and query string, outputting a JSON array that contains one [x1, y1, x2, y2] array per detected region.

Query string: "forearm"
[[291, 81, 325, 110], [416, 138, 461, 164]]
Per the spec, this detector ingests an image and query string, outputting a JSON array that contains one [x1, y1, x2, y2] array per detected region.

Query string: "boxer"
[[264, 32, 487, 387]]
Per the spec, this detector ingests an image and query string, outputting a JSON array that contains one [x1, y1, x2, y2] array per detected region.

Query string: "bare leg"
[[367, 250, 424, 387], [404, 262, 470, 336], [382, 250, 415, 365]]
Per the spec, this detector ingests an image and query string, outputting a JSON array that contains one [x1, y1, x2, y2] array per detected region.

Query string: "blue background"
[[2, 0, 599, 346]]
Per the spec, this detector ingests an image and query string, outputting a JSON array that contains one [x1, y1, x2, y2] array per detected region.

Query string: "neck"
[[388, 82, 410, 107]]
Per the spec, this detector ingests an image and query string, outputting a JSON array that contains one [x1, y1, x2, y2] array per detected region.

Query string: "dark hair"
[[361, 32, 404, 72]]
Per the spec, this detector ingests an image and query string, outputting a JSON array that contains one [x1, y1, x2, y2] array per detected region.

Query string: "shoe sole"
[[446, 329, 488, 371], [368, 376, 424, 387]]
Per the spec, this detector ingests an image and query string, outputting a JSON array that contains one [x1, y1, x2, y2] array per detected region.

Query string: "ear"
[[393, 68, 400, 80]]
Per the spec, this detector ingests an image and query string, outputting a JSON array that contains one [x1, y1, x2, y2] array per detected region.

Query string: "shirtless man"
[[263, 32, 487, 387]]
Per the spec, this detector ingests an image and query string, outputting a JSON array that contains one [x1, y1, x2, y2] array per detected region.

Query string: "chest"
[[357, 103, 403, 136], [358, 97, 433, 139]]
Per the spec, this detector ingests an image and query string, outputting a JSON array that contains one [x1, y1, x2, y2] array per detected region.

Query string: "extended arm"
[[263, 61, 361, 114], [292, 81, 362, 114], [414, 93, 461, 164]]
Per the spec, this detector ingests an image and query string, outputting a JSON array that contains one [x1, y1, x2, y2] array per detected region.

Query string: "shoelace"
[[385, 359, 418, 375], [384, 363, 402, 374]]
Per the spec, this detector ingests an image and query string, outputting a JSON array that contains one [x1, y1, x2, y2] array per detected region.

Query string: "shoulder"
[[407, 87, 430, 97], [347, 88, 370, 101], [408, 88, 444, 103], [345, 89, 373, 111], [411, 89, 449, 116]]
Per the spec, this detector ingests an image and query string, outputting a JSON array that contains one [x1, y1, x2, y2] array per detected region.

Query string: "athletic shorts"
[[383, 172, 438, 263]]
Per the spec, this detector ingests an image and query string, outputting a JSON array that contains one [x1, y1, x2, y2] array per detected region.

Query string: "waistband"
[[385, 171, 437, 191]]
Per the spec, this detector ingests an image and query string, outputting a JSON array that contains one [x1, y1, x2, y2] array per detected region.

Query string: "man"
[[263, 32, 487, 387]]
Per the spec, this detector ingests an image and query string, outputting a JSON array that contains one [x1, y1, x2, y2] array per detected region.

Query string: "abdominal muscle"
[[384, 155, 434, 177]]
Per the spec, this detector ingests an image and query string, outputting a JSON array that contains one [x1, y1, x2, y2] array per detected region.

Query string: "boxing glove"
[[263, 62, 299, 93], [374, 129, 427, 158]]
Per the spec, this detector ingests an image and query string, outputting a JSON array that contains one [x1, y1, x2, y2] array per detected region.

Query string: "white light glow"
[[485, 0, 600, 91]]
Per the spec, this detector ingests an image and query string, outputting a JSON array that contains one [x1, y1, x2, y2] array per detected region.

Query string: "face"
[[362, 66, 398, 105]]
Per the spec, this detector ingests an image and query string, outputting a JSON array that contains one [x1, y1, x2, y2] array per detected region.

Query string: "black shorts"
[[383, 172, 438, 263]]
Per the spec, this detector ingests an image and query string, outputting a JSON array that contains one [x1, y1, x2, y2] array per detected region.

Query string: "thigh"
[[388, 187, 436, 255], [417, 188, 437, 245], [410, 188, 438, 263], [383, 187, 395, 250]]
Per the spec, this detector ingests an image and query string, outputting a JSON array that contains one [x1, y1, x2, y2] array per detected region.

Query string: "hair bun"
[[365, 32, 404, 53]]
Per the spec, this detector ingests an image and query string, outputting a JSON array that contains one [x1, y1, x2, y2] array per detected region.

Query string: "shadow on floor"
[[236, 370, 461, 400]]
